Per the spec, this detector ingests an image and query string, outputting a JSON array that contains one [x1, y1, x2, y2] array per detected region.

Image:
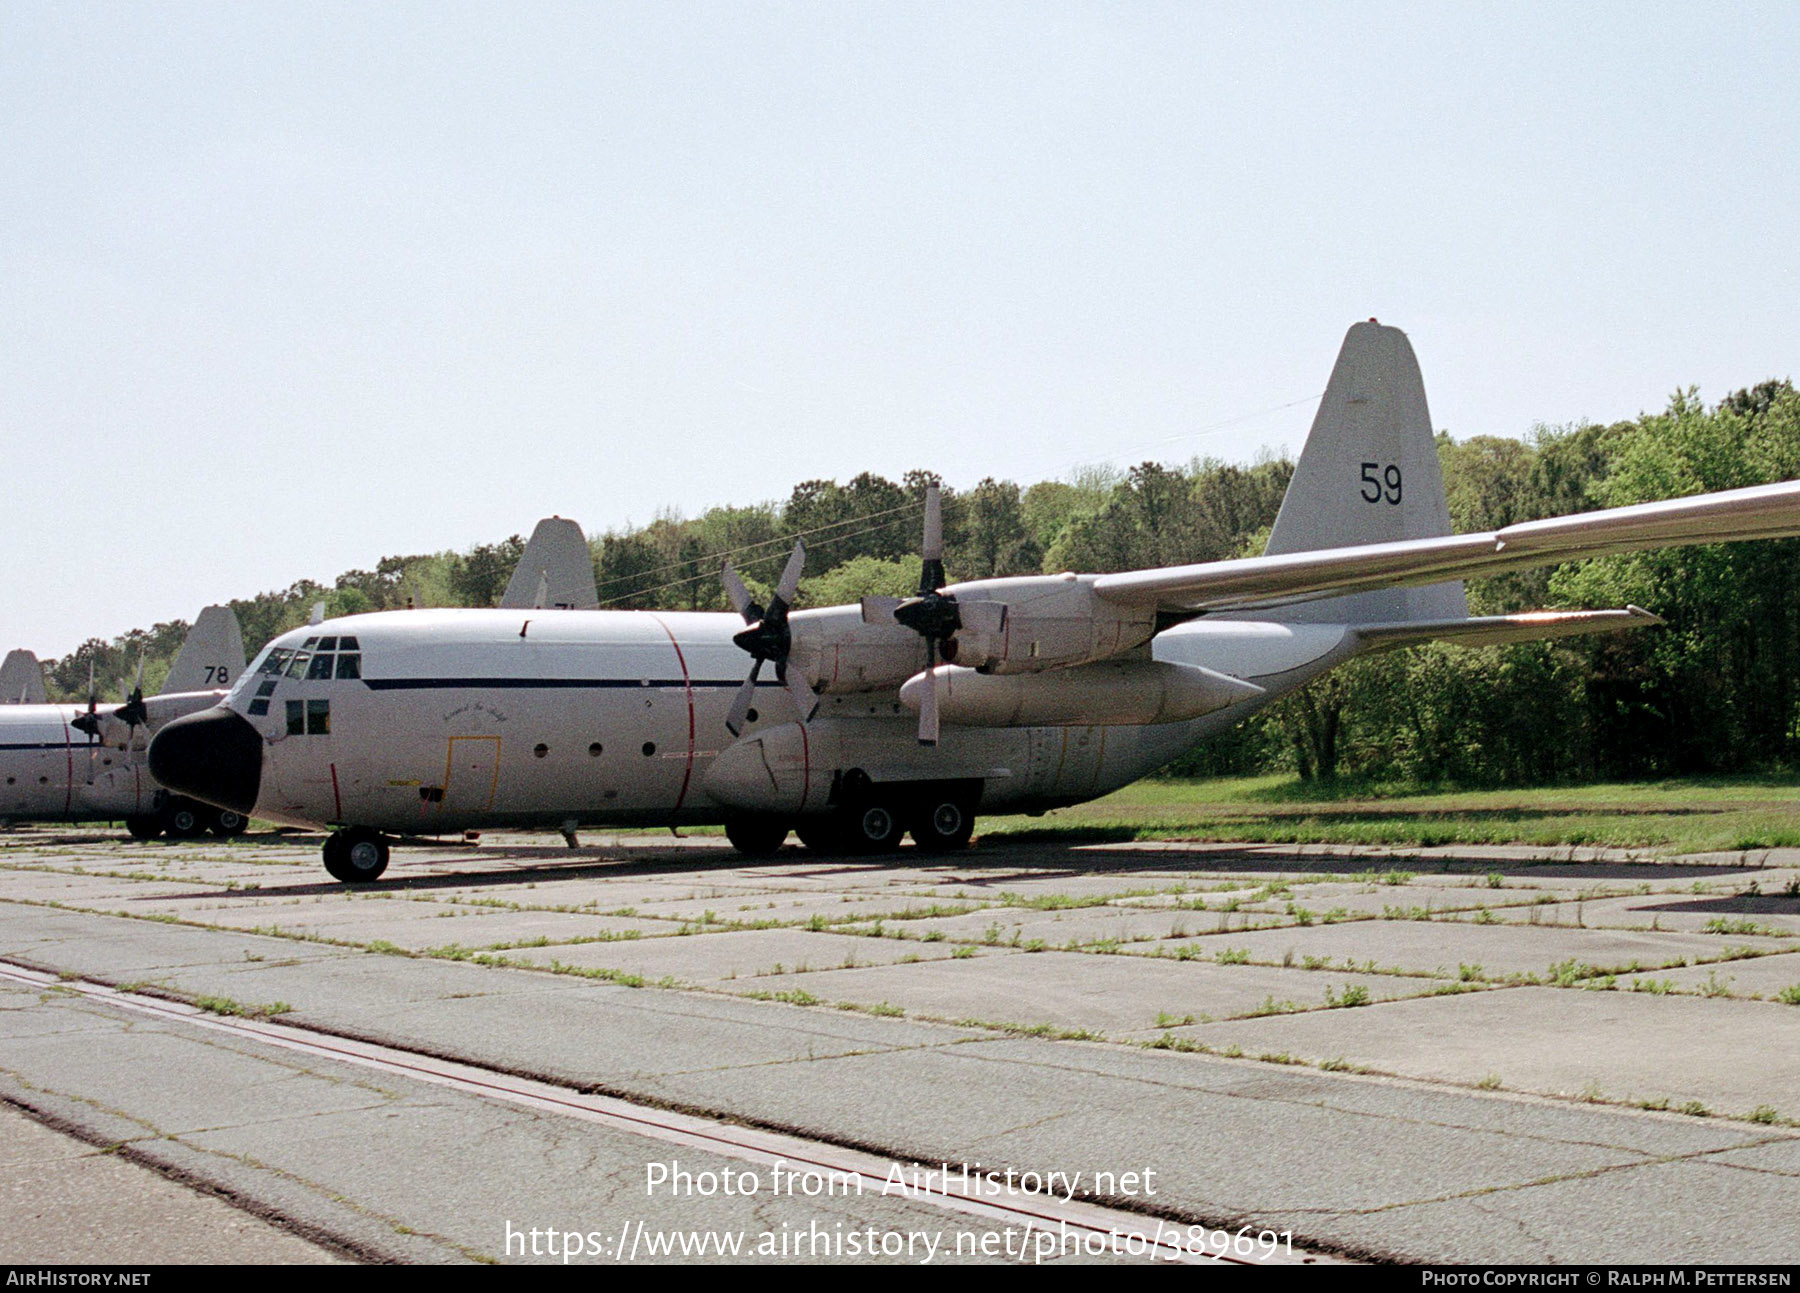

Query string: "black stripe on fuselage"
[[361, 678, 772, 691], [0, 742, 72, 751]]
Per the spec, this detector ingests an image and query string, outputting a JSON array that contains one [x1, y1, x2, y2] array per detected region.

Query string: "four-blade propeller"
[[722, 540, 818, 736], [723, 485, 960, 746], [890, 485, 959, 745]]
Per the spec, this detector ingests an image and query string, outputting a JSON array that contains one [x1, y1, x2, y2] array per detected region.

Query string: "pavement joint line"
[[932, 1036, 1800, 1156], [0, 959, 1318, 1266], [0, 1087, 401, 1265]]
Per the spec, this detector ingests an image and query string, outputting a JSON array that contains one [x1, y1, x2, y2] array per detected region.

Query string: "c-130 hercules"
[[151, 322, 1800, 883]]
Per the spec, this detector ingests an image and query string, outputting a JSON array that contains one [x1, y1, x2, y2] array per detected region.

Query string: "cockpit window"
[[285, 651, 313, 678], [306, 653, 335, 681], [258, 649, 294, 676], [335, 653, 361, 680]]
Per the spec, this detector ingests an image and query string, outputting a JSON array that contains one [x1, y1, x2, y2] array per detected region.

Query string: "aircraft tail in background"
[[160, 605, 247, 694], [0, 649, 48, 704], [500, 516, 600, 610]]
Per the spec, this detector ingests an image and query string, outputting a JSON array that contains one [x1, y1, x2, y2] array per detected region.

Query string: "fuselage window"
[[306, 699, 330, 735], [286, 700, 306, 736], [248, 698, 270, 717]]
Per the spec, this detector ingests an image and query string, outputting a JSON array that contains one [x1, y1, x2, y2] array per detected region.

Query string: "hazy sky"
[[4, 2, 1796, 655]]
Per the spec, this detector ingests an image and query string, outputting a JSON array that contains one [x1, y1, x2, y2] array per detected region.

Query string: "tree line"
[[41, 379, 1800, 786]]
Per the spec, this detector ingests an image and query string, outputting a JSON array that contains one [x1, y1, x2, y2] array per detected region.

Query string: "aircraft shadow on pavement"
[[119, 831, 1781, 901]]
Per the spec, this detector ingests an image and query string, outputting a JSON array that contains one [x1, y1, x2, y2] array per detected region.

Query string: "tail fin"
[[500, 516, 600, 610], [1262, 320, 1467, 623], [0, 649, 47, 704], [160, 605, 247, 695]]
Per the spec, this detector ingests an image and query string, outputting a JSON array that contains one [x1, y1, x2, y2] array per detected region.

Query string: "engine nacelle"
[[789, 606, 925, 695], [795, 575, 1158, 695], [928, 575, 1157, 674], [897, 659, 1263, 728]]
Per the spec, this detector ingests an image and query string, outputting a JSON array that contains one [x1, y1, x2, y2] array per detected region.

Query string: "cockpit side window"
[[306, 653, 335, 681], [284, 651, 312, 679]]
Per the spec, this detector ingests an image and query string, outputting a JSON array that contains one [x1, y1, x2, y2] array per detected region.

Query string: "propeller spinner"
[[722, 540, 818, 736]]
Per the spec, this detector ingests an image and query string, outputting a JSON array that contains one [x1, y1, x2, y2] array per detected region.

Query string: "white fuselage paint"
[[0, 694, 227, 823], [223, 610, 1359, 834]]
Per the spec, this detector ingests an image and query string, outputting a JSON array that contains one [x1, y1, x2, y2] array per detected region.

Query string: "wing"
[[1091, 480, 1800, 614]]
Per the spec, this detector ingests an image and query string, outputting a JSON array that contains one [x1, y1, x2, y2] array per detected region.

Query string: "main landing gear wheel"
[[124, 815, 162, 841], [724, 816, 789, 857], [844, 800, 905, 855], [210, 808, 248, 838], [323, 827, 390, 884], [908, 797, 975, 853], [161, 798, 207, 840]]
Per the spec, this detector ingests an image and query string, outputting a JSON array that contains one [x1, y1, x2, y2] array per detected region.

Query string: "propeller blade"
[[724, 660, 763, 737], [784, 669, 818, 724], [722, 561, 755, 621], [918, 640, 940, 745], [774, 540, 806, 606], [923, 485, 942, 563]]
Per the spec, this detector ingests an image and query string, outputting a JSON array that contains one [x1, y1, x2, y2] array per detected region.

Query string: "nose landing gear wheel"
[[124, 815, 163, 841], [794, 819, 848, 855], [724, 816, 790, 857], [161, 798, 207, 840], [323, 827, 390, 883]]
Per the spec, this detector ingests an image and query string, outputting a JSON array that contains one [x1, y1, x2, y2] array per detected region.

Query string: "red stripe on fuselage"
[[648, 616, 696, 817]]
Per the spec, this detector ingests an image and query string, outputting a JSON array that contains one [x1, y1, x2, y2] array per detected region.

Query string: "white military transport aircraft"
[[0, 606, 247, 838], [150, 322, 1800, 883]]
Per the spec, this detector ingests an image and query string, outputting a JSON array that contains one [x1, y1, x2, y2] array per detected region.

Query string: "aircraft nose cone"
[[148, 706, 262, 815]]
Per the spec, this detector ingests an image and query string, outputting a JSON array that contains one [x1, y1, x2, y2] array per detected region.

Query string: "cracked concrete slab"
[[1180, 987, 1800, 1115], [4, 828, 1799, 1263]]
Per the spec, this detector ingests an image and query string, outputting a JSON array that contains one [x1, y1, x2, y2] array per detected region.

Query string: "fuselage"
[[0, 691, 224, 823], [166, 608, 1360, 834]]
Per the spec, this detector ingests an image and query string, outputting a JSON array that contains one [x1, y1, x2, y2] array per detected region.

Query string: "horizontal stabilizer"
[[500, 517, 600, 610], [0, 649, 47, 704], [1353, 606, 1661, 653], [161, 606, 247, 695]]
